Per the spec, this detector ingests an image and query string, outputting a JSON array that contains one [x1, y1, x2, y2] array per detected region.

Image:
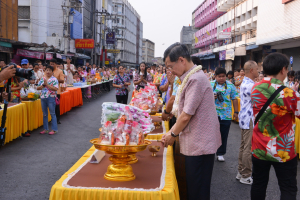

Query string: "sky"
[[128, 0, 204, 58]]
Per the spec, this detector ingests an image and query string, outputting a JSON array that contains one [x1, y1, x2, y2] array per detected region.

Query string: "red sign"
[[46, 53, 53, 60], [282, 0, 294, 3], [16, 49, 44, 59], [75, 39, 94, 49]]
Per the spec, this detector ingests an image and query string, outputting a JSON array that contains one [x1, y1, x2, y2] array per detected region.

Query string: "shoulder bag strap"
[[254, 85, 286, 126], [117, 74, 125, 85]]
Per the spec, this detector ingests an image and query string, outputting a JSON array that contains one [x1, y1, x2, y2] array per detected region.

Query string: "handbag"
[[118, 74, 130, 94], [254, 85, 286, 126], [55, 97, 60, 105]]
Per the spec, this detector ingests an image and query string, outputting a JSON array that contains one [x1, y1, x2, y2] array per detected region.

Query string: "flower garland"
[[171, 65, 202, 118]]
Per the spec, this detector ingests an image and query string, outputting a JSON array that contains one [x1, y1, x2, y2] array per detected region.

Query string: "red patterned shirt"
[[251, 77, 300, 162], [175, 65, 222, 156]]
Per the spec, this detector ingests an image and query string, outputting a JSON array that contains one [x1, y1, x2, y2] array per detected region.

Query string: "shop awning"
[[200, 54, 216, 60], [246, 44, 259, 50], [76, 53, 91, 59]]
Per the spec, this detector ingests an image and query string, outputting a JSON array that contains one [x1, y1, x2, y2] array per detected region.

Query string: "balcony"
[[193, 0, 225, 29], [217, 0, 244, 12]]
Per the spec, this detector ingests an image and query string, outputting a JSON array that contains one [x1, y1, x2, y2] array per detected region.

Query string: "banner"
[[16, 49, 44, 59], [107, 49, 120, 53], [75, 39, 94, 49], [46, 53, 53, 60], [218, 32, 231, 39], [106, 32, 115, 44], [219, 50, 226, 61], [226, 49, 235, 60]]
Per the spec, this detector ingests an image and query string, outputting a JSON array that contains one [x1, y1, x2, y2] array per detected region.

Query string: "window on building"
[[18, 6, 30, 19]]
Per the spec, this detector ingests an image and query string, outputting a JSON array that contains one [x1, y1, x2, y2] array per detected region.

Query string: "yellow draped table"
[[231, 98, 241, 122], [1, 103, 28, 144], [49, 122, 179, 200], [22, 100, 51, 131]]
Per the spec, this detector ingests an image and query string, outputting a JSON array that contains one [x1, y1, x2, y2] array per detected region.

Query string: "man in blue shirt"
[[211, 67, 239, 162]]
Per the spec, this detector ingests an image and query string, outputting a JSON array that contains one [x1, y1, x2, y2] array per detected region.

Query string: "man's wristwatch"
[[164, 110, 170, 114], [171, 132, 178, 138]]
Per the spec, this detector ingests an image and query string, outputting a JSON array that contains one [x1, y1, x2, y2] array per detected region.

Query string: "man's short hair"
[[263, 53, 289, 75], [191, 56, 202, 66], [46, 65, 54, 72], [215, 67, 227, 76], [35, 60, 42, 64], [244, 60, 257, 73], [50, 58, 57, 64], [163, 43, 191, 63]]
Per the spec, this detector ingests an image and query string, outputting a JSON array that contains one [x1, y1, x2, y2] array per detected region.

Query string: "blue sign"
[[106, 32, 115, 44], [290, 56, 293, 64], [70, 9, 83, 39]]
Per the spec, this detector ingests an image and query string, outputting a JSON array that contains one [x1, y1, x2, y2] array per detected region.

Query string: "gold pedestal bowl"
[[90, 139, 152, 181]]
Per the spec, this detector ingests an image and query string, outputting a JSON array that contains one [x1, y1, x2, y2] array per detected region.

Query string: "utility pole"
[[64, 0, 70, 55]]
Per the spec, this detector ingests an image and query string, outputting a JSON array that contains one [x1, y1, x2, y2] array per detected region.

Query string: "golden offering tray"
[[90, 139, 152, 181]]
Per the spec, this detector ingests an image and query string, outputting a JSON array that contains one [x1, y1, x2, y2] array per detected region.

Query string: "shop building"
[[256, 0, 300, 71], [142, 39, 155, 65], [112, 0, 143, 67]]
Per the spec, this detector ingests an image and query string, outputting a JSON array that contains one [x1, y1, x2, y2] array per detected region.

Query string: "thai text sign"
[[106, 32, 115, 44], [16, 49, 44, 59], [75, 39, 94, 49], [107, 49, 120, 53]]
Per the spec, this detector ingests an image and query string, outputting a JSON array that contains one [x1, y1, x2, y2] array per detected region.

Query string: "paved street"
[[0, 87, 299, 200]]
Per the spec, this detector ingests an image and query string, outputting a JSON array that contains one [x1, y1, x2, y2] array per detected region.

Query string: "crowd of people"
[[126, 43, 298, 200], [0, 58, 129, 137]]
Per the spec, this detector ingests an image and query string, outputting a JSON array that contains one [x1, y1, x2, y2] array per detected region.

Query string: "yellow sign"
[[195, 37, 198, 43], [206, 31, 210, 36], [107, 49, 121, 53], [105, 61, 109, 65]]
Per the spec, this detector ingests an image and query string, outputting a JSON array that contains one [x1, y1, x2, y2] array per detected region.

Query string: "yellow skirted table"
[[22, 100, 51, 131], [1, 103, 28, 144], [145, 121, 168, 141], [49, 121, 179, 200], [231, 98, 241, 122]]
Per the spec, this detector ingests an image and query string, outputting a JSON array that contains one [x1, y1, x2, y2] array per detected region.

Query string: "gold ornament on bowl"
[[148, 145, 161, 157], [90, 139, 152, 181]]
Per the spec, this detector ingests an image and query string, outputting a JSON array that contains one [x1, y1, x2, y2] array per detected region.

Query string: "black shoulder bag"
[[254, 85, 286, 126], [117, 74, 129, 94]]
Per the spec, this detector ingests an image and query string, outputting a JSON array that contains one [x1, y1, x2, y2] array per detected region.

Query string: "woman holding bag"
[[113, 65, 131, 104], [37, 65, 59, 135]]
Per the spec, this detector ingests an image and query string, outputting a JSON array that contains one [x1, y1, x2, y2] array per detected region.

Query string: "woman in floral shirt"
[[37, 65, 59, 135], [113, 65, 131, 104]]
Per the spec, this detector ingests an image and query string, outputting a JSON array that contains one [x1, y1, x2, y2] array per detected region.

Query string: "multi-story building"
[[152, 57, 163, 65], [192, 0, 259, 71], [256, 0, 300, 71], [180, 26, 197, 54], [142, 39, 155, 64], [18, 0, 83, 63], [112, 0, 143, 67], [0, 0, 18, 62]]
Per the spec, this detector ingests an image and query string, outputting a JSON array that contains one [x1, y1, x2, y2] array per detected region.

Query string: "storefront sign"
[[219, 50, 226, 61], [235, 46, 246, 56], [282, 0, 294, 4], [56, 53, 62, 59], [0, 41, 12, 48], [16, 49, 44, 59], [105, 61, 109, 65], [0, 46, 13, 53], [107, 49, 120, 53], [75, 39, 94, 49], [106, 32, 115, 44], [218, 32, 232, 39], [226, 49, 235, 60], [46, 53, 53, 60]]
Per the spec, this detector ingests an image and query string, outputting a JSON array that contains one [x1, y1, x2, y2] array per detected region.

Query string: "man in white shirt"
[[64, 57, 75, 85], [237, 60, 259, 185]]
